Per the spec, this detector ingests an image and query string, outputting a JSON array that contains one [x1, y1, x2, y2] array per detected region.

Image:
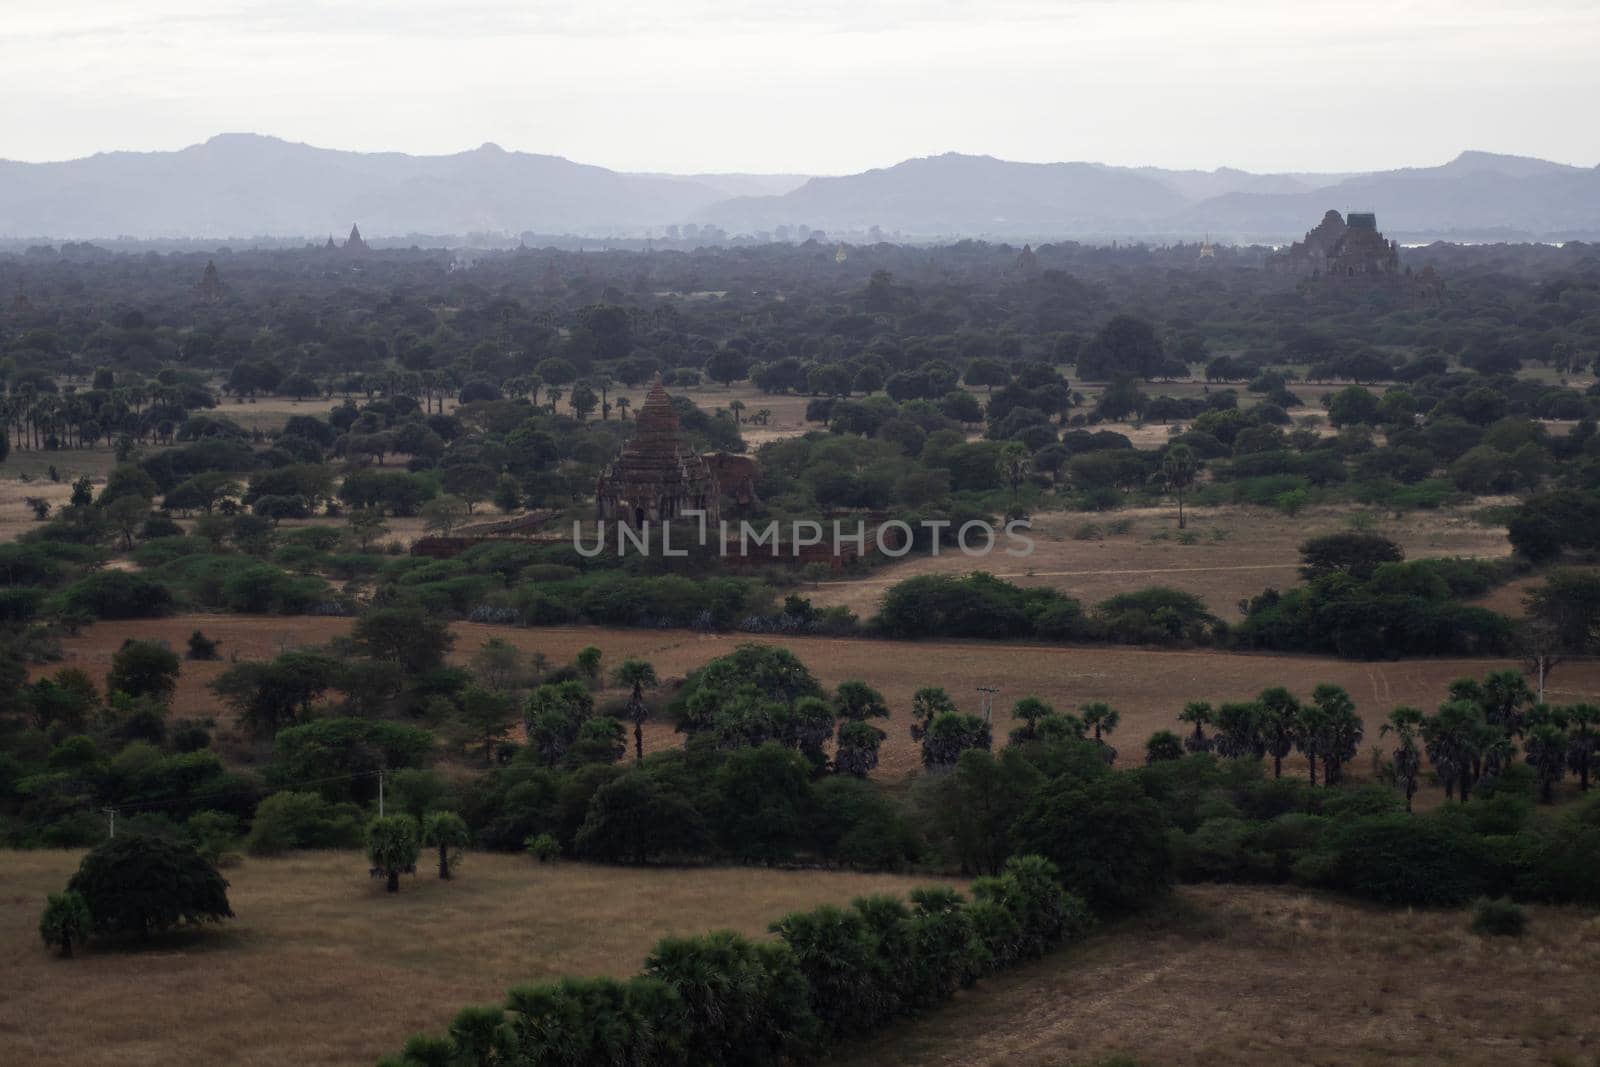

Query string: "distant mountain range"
[[1, 134, 1596, 243]]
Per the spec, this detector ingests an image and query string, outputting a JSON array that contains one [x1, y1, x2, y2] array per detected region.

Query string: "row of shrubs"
[[381, 855, 1088, 1067], [1151, 757, 1600, 907], [873, 572, 1221, 646]]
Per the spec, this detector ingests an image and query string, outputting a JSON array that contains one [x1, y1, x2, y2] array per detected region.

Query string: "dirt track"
[[837, 884, 1600, 1066]]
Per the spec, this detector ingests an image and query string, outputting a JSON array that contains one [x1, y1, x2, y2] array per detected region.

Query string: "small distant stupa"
[[194, 259, 224, 302], [1198, 234, 1216, 260], [1014, 243, 1040, 276], [9, 281, 33, 317], [538, 261, 565, 293], [345, 224, 370, 253], [834, 243, 849, 263], [324, 235, 338, 251]]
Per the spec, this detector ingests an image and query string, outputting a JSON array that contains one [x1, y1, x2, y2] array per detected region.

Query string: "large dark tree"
[[67, 835, 232, 939]]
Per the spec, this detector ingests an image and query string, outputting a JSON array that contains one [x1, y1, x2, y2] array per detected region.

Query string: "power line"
[[93, 768, 385, 815]]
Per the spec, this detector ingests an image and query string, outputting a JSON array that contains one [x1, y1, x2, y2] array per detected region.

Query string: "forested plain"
[[4, 234, 1600, 1065]]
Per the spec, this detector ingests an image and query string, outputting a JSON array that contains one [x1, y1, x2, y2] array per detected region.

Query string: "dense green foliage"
[[65, 833, 233, 938], [381, 855, 1090, 1067]]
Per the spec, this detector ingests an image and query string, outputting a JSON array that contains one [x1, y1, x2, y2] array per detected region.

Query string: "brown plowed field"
[[44, 615, 1600, 796]]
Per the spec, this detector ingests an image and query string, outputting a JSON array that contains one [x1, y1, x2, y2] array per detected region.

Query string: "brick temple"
[[596, 376, 722, 525]]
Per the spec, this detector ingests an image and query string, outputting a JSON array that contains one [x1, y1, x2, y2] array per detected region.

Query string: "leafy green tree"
[[920, 712, 992, 769], [422, 811, 470, 880], [352, 606, 454, 673], [569, 717, 626, 766], [575, 645, 603, 683], [1525, 569, 1600, 653], [367, 814, 422, 892], [574, 771, 707, 863], [525, 680, 594, 766], [1012, 773, 1172, 912], [458, 686, 515, 765], [1145, 730, 1185, 763], [39, 891, 92, 958], [926, 747, 1041, 875], [713, 743, 813, 863], [67, 835, 233, 939], [1298, 532, 1404, 581], [420, 493, 469, 535], [106, 639, 180, 702], [210, 650, 339, 738]]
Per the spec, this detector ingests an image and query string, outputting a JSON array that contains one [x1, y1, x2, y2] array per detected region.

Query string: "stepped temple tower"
[[1270, 209, 1401, 279], [596, 376, 720, 526]]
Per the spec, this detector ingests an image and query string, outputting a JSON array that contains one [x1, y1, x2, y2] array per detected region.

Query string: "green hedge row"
[[380, 855, 1089, 1067]]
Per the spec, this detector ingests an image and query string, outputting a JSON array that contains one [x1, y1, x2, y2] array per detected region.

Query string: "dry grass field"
[[806, 502, 1511, 619], [838, 884, 1600, 1067], [40, 616, 1600, 797], [0, 849, 957, 1067]]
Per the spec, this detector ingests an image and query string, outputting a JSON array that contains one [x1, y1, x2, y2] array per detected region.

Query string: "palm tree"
[[1162, 443, 1198, 530], [421, 811, 470, 879], [1257, 687, 1301, 780], [367, 814, 421, 893], [592, 370, 614, 420], [1381, 706, 1426, 812], [1525, 721, 1570, 804], [1178, 700, 1214, 753], [910, 687, 957, 742], [1011, 697, 1055, 742], [1423, 700, 1493, 802], [998, 442, 1032, 503], [834, 720, 886, 776], [728, 398, 746, 424], [1079, 702, 1120, 744], [834, 680, 888, 721], [1565, 703, 1598, 791], [1313, 684, 1363, 785], [615, 395, 631, 419], [613, 659, 659, 763], [1214, 701, 1266, 761]]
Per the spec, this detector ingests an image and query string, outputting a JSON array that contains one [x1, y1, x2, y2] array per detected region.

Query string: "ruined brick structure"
[[596, 376, 722, 525], [195, 260, 223, 302], [1271, 209, 1402, 279]]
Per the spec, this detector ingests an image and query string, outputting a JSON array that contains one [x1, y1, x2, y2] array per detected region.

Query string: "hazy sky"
[[5, 0, 1598, 174]]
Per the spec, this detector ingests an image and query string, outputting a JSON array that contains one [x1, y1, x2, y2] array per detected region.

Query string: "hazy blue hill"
[[699, 153, 1189, 235], [0, 134, 733, 239], [1, 136, 1595, 241]]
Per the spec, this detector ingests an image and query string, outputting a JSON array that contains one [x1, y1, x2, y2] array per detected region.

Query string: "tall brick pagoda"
[[596, 375, 719, 526]]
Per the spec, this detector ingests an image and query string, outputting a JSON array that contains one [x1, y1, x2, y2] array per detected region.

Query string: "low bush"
[[1470, 897, 1528, 937]]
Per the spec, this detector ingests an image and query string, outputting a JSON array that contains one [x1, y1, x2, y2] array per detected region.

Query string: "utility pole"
[[976, 686, 1000, 725], [102, 807, 116, 839], [377, 770, 385, 819]]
